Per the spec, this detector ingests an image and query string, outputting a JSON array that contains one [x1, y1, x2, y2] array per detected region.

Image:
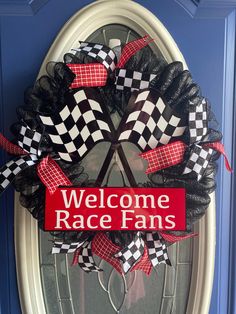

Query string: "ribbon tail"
[[117, 35, 153, 68], [131, 246, 153, 276], [52, 239, 87, 254], [78, 241, 102, 272], [0, 133, 27, 155], [146, 232, 171, 267], [115, 231, 145, 274], [159, 232, 198, 243], [37, 156, 72, 194], [204, 142, 232, 172], [0, 154, 38, 195]]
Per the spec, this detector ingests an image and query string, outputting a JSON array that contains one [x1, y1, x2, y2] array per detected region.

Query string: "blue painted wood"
[[0, 0, 49, 16], [0, 0, 235, 313]]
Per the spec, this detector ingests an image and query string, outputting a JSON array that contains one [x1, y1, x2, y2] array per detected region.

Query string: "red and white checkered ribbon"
[[37, 156, 72, 194], [117, 35, 153, 68], [0, 133, 27, 155], [131, 246, 153, 275], [159, 232, 197, 243], [140, 141, 187, 174], [203, 142, 232, 172], [67, 63, 107, 88], [68, 35, 153, 89]]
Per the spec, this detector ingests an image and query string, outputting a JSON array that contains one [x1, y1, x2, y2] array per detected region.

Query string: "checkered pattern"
[[92, 233, 123, 274], [37, 156, 71, 194], [189, 98, 208, 143], [140, 140, 187, 174], [117, 35, 153, 68], [145, 232, 171, 267], [67, 63, 107, 89], [52, 240, 86, 254], [183, 144, 213, 181], [39, 89, 112, 162], [18, 124, 42, 156], [72, 42, 117, 73], [0, 154, 38, 194], [78, 240, 102, 272], [115, 69, 156, 91], [204, 142, 232, 172], [0, 133, 27, 155], [119, 90, 186, 152], [131, 246, 153, 275], [115, 232, 145, 274]]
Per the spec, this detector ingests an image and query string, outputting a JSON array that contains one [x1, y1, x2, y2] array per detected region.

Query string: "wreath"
[[0, 35, 231, 275]]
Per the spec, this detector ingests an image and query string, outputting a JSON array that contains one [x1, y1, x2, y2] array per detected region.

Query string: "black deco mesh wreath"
[[10, 40, 221, 248]]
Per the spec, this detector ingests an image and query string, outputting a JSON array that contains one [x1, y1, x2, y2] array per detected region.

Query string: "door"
[[0, 1, 235, 314]]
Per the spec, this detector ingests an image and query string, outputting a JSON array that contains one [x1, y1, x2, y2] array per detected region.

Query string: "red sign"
[[45, 187, 186, 231]]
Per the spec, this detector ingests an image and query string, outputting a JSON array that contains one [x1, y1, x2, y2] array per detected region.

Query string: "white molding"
[[15, 1, 215, 313]]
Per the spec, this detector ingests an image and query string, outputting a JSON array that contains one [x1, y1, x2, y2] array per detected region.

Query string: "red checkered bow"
[[37, 156, 72, 195], [140, 141, 187, 174], [140, 140, 232, 175], [67, 35, 153, 89]]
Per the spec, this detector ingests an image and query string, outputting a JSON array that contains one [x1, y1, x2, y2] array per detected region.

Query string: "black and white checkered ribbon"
[[183, 98, 213, 180], [115, 69, 156, 92], [0, 154, 38, 194], [0, 123, 43, 194], [115, 231, 171, 273], [18, 123, 42, 156], [115, 232, 145, 273], [72, 42, 117, 73], [52, 238, 101, 272], [72, 39, 156, 91], [145, 232, 171, 267], [118, 89, 186, 151]]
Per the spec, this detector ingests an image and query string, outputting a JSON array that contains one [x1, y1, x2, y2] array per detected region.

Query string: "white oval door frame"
[[14, 1, 215, 314]]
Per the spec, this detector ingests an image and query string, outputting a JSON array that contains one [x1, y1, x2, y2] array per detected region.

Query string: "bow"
[[67, 35, 157, 91], [0, 123, 72, 195], [140, 98, 232, 179]]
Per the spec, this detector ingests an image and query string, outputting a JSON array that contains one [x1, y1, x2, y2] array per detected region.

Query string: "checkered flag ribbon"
[[183, 144, 213, 180], [0, 154, 38, 194], [189, 98, 208, 143], [115, 69, 157, 92], [140, 140, 187, 174], [17, 123, 42, 156], [115, 232, 145, 273], [72, 42, 117, 73], [39, 88, 112, 162], [145, 232, 171, 267], [118, 89, 186, 152], [68, 36, 154, 91], [78, 240, 102, 272], [52, 239, 86, 254]]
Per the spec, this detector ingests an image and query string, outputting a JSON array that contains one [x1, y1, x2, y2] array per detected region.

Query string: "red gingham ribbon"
[[131, 246, 152, 275], [0, 133, 27, 156], [140, 141, 187, 174], [159, 232, 198, 243], [68, 35, 153, 89], [92, 233, 123, 274], [203, 142, 232, 172], [37, 156, 72, 194], [67, 63, 107, 88], [117, 35, 153, 68]]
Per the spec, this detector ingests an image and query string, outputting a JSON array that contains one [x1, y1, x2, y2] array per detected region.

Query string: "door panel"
[[0, 1, 235, 313]]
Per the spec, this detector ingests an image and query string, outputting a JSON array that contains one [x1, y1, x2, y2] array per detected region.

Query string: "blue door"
[[0, 1, 235, 313]]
